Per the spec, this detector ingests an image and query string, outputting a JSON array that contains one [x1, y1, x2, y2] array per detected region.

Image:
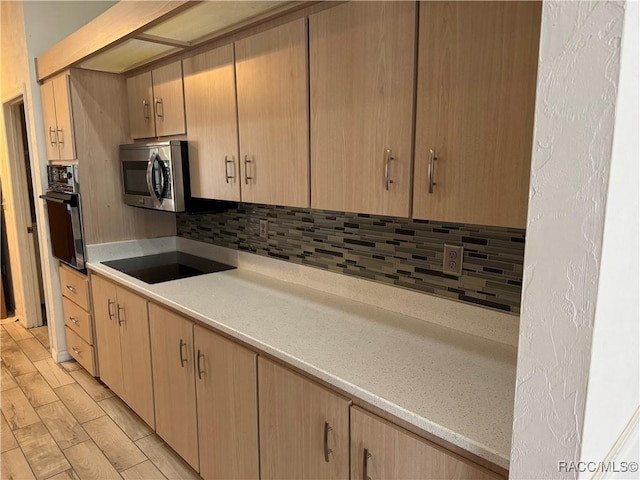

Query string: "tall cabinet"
[[412, 1, 541, 228], [309, 2, 416, 217], [183, 44, 240, 201], [235, 18, 309, 208]]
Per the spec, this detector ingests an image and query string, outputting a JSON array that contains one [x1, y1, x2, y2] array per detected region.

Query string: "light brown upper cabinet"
[[183, 45, 240, 201], [41, 73, 76, 161], [91, 275, 155, 428], [413, 1, 541, 228], [126, 61, 186, 139], [351, 407, 501, 480], [258, 357, 350, 480], [235, 18, 309, 208], [309, 2, 416, 217]]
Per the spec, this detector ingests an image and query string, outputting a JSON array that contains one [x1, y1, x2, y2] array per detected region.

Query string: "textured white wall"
[[580, 0, 639, 471], [511, 2, 626, 478]]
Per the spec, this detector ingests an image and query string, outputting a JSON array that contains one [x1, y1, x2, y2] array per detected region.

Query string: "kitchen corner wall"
[[177, 204, 525, 315]]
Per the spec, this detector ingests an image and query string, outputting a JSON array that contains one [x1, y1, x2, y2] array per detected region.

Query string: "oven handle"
[[146, 154, 168, 208], [39, 193, 77, 206]]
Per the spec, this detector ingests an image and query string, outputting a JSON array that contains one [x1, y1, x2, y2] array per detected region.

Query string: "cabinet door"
[[350, 407, 500, 480], [41, 80, 60, 161], [258, 357, 349, 480], [236, 18, 309, 208], [412, 2, 541, 228], [148, 304, 198, 470], [310, 2, 416, 217], [152, 61, 186, 137], [52, 74, 76, 161], [183, 45, 240, 201], [126, 71, 155, 139], [91, 275, 124, 397], [116, 287, 154, 429], [194, 325, 258, 480]]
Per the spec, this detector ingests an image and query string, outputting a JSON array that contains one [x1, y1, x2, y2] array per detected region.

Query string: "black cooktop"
[[102, 252, 235, 284]]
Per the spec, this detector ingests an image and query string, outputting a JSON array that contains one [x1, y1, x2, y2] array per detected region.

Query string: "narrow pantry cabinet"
[[126, 61, 186, 139], [412, 1, 541, 228], [258, 357, 350, 480], [183, 45, 240, 201], [235, 18, 309, 208], [309, 2, 416, 217], [59, 264, 96, 375], [350, 407, 501, 480], [91, 275, 155, 428], [148, 305, 260, 478], [41, 72, 76, 161]]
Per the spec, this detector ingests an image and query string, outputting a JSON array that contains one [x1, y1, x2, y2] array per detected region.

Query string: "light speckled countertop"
[[87, 238, 516, 469]]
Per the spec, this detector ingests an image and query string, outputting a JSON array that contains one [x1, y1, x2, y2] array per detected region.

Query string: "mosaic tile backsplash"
[[177, 204, 525, 314]]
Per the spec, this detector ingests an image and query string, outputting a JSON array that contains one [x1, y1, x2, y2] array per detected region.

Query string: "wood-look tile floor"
[[1, 321, 201, 480]]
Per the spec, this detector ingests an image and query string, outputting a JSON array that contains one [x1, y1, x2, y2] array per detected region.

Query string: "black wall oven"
[[40, 165, 85, 271]]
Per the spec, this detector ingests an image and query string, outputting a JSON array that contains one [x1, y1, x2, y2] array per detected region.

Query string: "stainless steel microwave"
[[120, 141, 189, 212]]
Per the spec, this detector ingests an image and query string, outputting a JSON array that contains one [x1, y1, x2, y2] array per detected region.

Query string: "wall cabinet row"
[[178, 1, 540, 228], [91, 274, 504, 479]]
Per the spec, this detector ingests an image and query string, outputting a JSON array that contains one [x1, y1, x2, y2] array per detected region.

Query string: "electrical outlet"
[[259, 219, 269, 240], [443, 244, 463, 277]]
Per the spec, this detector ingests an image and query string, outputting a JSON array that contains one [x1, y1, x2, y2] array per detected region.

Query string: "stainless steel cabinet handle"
[[107, 299, 115, 320], [224, 156, 234, 184], [66, 285, 76, 293], [179, 339, 187, 367], [49, 127, 57, 146], [117, 304, 125, 326], [155, 97, 164, 118], [143, 100, 151, 120], [196, 350, 205, 379], [244, 155, 253, 185], [428, 149, 437, 194], [323, 421, 333, 463], [72, 347, 80, 355], [384, 149, 394, 191], [69, 316, 79, 325], [56, 128, 64, 145], [363, 448, 372, 480]]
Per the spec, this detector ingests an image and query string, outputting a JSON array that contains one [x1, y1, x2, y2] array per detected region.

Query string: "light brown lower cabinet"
[[148, 304, 259, 479], [350, 407, 502, 480], [258, 357, 350, 480], [92, 275, 154, 427]]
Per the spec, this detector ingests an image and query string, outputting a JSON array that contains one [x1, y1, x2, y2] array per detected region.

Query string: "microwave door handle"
[[146, 155, 162, 208]]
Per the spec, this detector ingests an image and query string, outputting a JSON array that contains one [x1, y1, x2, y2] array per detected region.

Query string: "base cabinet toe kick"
[[87, 272, 508, 479]]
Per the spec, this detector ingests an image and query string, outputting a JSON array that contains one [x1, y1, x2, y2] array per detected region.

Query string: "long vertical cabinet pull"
[[56, 128, 64, 145], [49, 127, 57, 146], [155, 97, 164, 119], [384, 149, 394, 191], [224, 156, 234, 183], [143, 100, 150, 120], [244, 156, 254, 184], [196, 350, 205, 379], [323, 421, 333, 462], [179, 339, 188, 367], [428, 149, 437, 194], [363, 448, 372, 480], [117, 305, 125, 325], [107, 299, 115, 320]]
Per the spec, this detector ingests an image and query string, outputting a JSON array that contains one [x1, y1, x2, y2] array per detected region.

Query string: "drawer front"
[[65, 326, 97, 376], [59, 264, 90, 310], [62, 297, 92, 344]]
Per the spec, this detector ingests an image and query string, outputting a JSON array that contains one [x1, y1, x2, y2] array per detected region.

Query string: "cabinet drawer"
[[62, 296, 92, 344], [59, 264, 89, 310], [65, 326, 97, 376]]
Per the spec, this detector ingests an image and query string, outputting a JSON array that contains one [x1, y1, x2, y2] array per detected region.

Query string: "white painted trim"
[[590, 408, 640, 480]]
